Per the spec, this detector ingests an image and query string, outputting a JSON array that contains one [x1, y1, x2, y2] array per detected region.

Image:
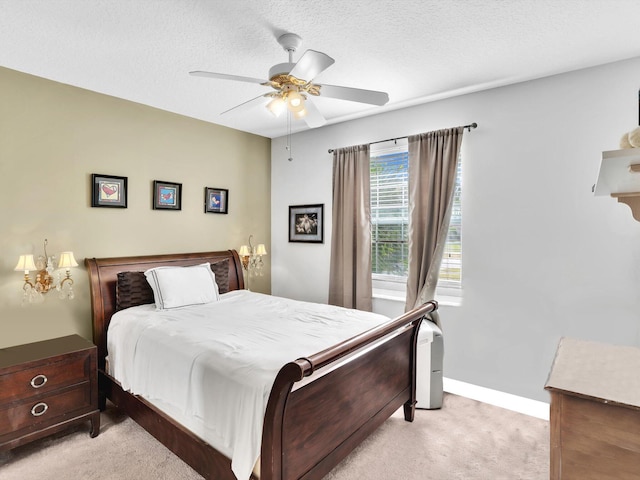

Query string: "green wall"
[[0, 67, 271, 348]]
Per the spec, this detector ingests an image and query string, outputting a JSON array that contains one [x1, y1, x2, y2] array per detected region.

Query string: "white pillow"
[[144, 263, 220, 310]]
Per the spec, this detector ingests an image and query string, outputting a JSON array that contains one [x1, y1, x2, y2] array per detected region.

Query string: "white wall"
[[271, 56, 640, 403]]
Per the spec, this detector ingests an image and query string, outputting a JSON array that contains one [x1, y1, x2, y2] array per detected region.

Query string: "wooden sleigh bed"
[[85, 249, 437, 480]]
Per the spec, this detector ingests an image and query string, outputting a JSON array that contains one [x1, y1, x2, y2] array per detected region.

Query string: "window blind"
[[438, 160, 462, 288], [370, 145, 409, 277]]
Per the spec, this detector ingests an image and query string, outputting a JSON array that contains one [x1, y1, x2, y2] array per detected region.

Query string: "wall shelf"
[[594, 148, 640, 221]]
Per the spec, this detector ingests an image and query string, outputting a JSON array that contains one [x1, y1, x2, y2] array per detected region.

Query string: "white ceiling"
[[2, 0, 640, 139]]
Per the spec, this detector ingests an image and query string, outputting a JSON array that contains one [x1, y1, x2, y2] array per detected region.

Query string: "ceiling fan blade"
[[289, 50, 335, 81], [301, 98, 327, 128], [220, 94, 268, 115], [190, 71, 268, 85], [317, 84, 389, 106]]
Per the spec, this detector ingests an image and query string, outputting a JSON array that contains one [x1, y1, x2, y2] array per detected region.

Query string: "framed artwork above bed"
[[204, 187, 229, 214], [289, 204, 324, 243], [153, 180, 182, 211], [91, 174, 127, 208]]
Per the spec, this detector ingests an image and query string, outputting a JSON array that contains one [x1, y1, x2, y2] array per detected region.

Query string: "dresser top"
[[545, 337, 640, 408], [0, 335, 95, 369]]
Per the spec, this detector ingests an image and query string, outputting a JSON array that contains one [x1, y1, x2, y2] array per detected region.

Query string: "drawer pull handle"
[[30, 374, 48, 388], [31, 402, 48, 417]]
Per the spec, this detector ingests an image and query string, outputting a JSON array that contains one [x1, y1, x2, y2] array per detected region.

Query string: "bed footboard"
[[261, 301, 437, 480]]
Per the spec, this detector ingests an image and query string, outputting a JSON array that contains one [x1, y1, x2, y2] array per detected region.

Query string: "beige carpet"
[[0, 393, 549, 480]]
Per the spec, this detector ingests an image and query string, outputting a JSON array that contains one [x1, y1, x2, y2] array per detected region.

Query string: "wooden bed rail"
[[262, 300, 438, 480], [295, 300, 438, 376]]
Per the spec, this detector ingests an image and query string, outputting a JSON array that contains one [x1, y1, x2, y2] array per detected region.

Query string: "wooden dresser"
[[545, 337, 640, 480], [0, 335, 100, 451]]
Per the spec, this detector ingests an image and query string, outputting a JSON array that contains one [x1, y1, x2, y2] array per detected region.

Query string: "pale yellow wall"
[[0, 67, 271, 348]]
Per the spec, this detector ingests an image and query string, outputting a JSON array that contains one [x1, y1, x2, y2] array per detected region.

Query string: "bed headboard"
[[85, 250, 244, 370]]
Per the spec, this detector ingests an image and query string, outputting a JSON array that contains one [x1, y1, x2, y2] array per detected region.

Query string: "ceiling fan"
[[189, 33, 389, 128]]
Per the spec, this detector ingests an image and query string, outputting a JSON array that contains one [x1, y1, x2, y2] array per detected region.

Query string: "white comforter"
[[107, 290, 389, 480]]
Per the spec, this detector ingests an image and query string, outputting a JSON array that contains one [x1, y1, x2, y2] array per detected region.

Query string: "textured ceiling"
[[2, 0, 640, 139]]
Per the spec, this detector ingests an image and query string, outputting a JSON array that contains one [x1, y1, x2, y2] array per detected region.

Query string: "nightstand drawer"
[[0, 351, 90, 403], [0, 382, 91, 437]]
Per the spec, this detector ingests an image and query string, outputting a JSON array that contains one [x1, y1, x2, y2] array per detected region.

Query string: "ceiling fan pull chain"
[[287, 112, 293, 161]]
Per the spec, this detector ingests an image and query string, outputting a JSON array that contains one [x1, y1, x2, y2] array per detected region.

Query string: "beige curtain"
[[405, 127, 464, 322], [328, 144, 372, 311]]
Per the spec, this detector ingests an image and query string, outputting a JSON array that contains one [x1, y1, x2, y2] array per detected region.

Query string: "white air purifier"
[[416, 320, 444, 409]]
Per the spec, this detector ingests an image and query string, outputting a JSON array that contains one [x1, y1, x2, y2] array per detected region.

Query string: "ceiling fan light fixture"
[[192, 32, 387, 132], [266, 96, 286, 117]]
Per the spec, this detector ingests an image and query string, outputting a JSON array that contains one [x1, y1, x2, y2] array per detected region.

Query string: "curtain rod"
[[327, 122, 477, 154]]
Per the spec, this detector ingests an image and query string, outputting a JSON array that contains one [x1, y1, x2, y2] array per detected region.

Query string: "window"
[[370, 141, 409, 280], [370, 140, 462, 297], [437, 159, 462, 292]]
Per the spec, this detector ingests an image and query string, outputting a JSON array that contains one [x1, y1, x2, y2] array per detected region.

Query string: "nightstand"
[[0, 334, 100, 451]]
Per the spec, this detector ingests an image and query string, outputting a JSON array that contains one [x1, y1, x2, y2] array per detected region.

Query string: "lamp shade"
[[286, 91, 305, 113], [287, 90, 303, 108], [15, 254, 37, 272], [293, 108, 307, 119], [266, 96, 286, 117], [239, 245, 250, 257], [58, 251, 78, 269], [255, 244, 267, 256]]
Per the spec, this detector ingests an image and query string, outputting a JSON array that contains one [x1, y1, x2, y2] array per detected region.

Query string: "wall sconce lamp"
[[14, 239, 78, 304], [239, 235, 267, 289]]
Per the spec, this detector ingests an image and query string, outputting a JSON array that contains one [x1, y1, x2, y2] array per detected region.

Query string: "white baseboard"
[[443, 377, 550, 421]]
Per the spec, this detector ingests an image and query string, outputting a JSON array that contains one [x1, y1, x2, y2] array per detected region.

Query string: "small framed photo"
[[289, 204, 324, 243], [91, 174, 127, 208], [204, 187, 229, 214], [153, 180, 182, 210]]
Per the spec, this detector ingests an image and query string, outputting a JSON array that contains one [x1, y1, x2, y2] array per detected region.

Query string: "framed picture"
[[204, 187, 229, 214], [289, 204, 324, 243], [153, 180, 182, 210], [91, 174, 127, 208]]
